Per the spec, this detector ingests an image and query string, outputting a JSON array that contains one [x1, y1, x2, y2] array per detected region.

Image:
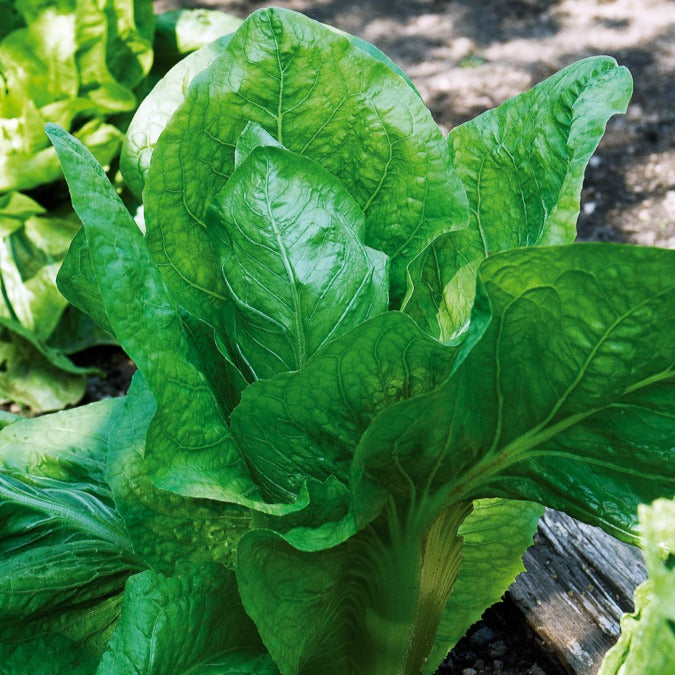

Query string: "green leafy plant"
[[0, 7, 672, 673], [0, 0, 241, 411], [599, 498, 675, 675]]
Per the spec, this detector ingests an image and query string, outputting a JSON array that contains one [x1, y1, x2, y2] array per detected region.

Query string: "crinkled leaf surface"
[[450, 56, 631, 250], [97, 563, 276, 675], [231, 311, 457, 509], [599, 498, 675, 675], [206, 145, 388, 379], [144, 6, 468, 323], [355, 244, 674, 543], [404, 57, 632, 341], [56, 228, 114, 336], [106, 372, 251, 572]]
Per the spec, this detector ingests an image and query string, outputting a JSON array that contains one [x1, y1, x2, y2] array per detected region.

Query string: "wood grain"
[[508, 509, 646, 674]]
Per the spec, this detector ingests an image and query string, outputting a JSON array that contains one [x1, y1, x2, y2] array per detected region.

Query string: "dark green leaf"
[[231, 311, 457, 507], [355, 244, 675, 543], [106, 372, 250, 572], [48, 124, 298, 511]]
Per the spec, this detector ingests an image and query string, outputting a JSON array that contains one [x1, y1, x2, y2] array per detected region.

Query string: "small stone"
[[527, 665, 547, 675], [469, 625, 497, 647], [462, 669, 478, 675], [489, 640, 508, 657], [493, 660, 504, 672]]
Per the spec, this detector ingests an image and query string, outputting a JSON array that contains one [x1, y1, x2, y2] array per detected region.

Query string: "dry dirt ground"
[[157, 0, 675, 249]]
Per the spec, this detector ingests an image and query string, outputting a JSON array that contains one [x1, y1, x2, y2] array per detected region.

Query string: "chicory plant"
[[0, 8, 672, 674]]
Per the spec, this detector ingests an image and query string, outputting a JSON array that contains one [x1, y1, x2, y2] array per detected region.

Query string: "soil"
[[77, 1, 673, 672]]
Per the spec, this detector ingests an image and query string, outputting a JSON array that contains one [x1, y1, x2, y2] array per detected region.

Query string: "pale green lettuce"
[[0, 0, 241, 411], [599, 498, 675, 675]]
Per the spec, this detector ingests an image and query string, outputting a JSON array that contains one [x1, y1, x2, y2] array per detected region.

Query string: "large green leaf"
[[144, 6, 468, 324], [0, 632, 98, 675], [97, 563, 276, 674], [56, 229, 113, 336], [599, 498, 675, 675], [206, 145, 388, 379], [238, 499, 543, 675], [237, 501, 473, 675], [423, 499, 543, 673], [106, 372, 251, 572], [48, 124, 298, 512], [451, 56, 631, 250], [355, 244, 674, 542], [404, 57, 632, 341]]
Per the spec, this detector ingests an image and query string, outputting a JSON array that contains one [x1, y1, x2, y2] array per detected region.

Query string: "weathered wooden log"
[[508, 509, 646, 674]]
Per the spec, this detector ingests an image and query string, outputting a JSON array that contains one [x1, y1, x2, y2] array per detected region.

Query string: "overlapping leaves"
[[1, 6, 671, 675]]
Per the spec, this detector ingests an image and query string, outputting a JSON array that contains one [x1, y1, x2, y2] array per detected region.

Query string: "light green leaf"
[[0, 395, 123, 482], [206, 145, 388, 379], [97, 563, 275, 674], [404, 57, 632, 341], [424, 499, 544, 673], [154, 8, 242, 59], [354, 244, 675, 543], [0, 316, 92, 412], [0, 398, 139, 657], [599, 498, 675, 675], [121, 34, 233, 199], [144, 6, 468, 324], [106, 372, 251, 572]]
